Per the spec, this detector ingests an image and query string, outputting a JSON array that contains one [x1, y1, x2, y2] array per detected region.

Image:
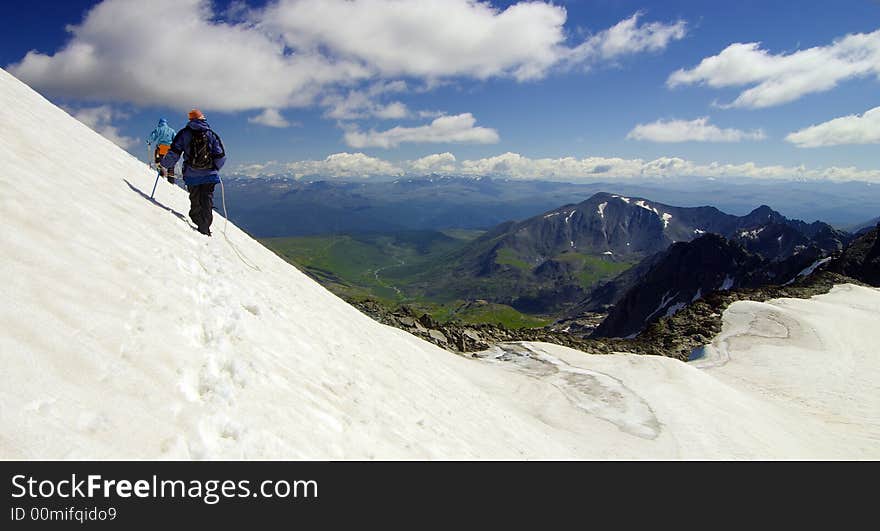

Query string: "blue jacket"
[[161, 119, 226, 186], [147, 118, 176, 146]]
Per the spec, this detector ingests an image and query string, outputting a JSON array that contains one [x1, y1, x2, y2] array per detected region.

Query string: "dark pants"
[[187, 183, 216, 235]]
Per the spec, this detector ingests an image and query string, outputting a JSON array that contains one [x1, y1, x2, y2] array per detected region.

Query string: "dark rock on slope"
[[590, 232, 841, 339], [592, 234, 761, 338], [829, 224, 880, 286]]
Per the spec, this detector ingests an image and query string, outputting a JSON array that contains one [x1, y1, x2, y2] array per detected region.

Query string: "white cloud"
[[284, 152, 404, 178], [264, 0, 559, 81], [627, 117, 766, 143], [8, 0, 686, 113], [417, 110, 447, 119], [322, 88, 411, 120], [372, 102, 410, 120], [68, 105, 137, 149], [455, 153, 880, 182], [566, 12, 687, 68], [248, 109, 295, 128], [410, 152, 458, 174], [668, 29, 880, 108], [458, 152, 644, 179], [264, 1, 683, 81], [8, 0, 369, 112], [344, 113, 500, 148], [786, 106, 880, 147], [234, 151, 880, 183]]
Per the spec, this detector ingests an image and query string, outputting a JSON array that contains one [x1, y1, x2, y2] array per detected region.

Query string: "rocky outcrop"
[[829, 224, 880, 286], [592, 234, 763, 338], [730, 219, 847, 262], [585, 224, 847, 339], [352, 270, 863, 362], [629, 270, 864, 360]]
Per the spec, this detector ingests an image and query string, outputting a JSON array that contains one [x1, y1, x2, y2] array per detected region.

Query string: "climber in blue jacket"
[[147, 118, 176, 184]]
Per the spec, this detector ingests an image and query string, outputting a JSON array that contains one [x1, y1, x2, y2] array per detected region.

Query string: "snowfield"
[[480, 284, 880, 459], [1, 68, 878, 459]]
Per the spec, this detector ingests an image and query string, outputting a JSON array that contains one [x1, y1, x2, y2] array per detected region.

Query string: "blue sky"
[[2, 0, 879, 181]]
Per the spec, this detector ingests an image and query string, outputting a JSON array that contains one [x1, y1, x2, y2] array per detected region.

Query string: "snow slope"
[[480, 285, 880, 459], [1, 68, 878, 459]]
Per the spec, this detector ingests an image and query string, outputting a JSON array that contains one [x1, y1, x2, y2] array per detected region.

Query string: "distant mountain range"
[[224, 175, 605, 236], [249, 180, 865, 340], [408, 193, 849, 315], [221, 174, 880, 236]]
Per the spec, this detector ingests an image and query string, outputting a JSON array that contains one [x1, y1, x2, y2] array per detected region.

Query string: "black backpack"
[[187, 129, 216, 170]]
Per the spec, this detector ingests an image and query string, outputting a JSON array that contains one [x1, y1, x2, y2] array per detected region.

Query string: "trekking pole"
[[147, 142, 161, 199], [150, 172, 160, 200]]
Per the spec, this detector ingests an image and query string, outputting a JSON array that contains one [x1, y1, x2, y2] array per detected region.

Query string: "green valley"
[[260, 227, 634, 329]]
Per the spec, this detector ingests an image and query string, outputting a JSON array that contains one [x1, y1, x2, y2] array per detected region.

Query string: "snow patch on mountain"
[[785, 257, 833, 285], [720, 276, 735, 290], [632, 199, 672, 228], [664, 302, 686, 318], [740, 227, 766, 239], [645, 291, 679, 322]]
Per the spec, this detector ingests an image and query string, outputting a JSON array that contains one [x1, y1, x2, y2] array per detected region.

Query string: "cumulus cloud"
[[344, 113, 500, 148], [232, 151, 880, 183], [264, 1, 684, 81], [230, 152, 880, 183], [322, 89, 411, 120], [627, 117, 766, 142], [668, 29, 880, 108], [786, 106, 880, 147], [8, 0, 368, 111], [455, 153, 880, 182], [8, 0, 686, 113], [284, 152, 404, 178], [417, 110, 447, 119], [410, 152, 458, 173], [458, 152, 642, 179], [566, 12, 687, 68], [68, 105, 137, 148], [248, 109, 295, 128]]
